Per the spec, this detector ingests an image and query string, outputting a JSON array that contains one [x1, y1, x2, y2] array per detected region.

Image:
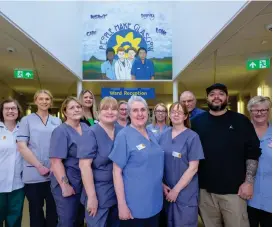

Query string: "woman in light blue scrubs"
[[146, 103, 169, 140], [109, 95, 164, 227], [247, 96, 272, 227], [0, 99, 24, 227], [17, 90, 61, 227], [49, 97, 86, 227], [78, 97, 122, 227], [159, 102, 204, 227]]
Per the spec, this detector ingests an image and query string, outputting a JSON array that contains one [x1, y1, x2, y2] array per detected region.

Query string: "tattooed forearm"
[[245, 159, 258, 184]]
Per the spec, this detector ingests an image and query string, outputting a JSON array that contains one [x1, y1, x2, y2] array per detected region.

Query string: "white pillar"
[[173, 79, 178, 102], [77, 80, 82, 98]]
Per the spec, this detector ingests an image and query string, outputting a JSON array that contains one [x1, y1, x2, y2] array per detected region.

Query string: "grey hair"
[[127, 96, 148, 113], [247, 96, 272, 112]]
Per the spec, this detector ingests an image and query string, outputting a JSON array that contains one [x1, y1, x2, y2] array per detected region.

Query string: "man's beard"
[[207, 99, 228, 111]]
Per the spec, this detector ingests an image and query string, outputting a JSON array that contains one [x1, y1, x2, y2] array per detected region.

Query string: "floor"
[[21, 199, 205, 227]]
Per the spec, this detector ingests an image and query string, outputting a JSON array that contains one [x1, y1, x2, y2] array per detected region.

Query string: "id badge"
[[172, 151, 181, 158], [136, 144, 146, 150]]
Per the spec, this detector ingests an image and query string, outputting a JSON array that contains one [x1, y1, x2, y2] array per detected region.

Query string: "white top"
[[115, 59, 132, 80], [0, 122, 24, 192]]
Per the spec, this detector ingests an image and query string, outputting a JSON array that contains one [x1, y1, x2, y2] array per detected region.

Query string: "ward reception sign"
[[82, 2, 172, 81]]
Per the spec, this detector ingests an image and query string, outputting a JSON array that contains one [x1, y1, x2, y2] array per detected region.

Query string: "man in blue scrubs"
[[101, 48, 116, 80], [131, 47, 155, 80]]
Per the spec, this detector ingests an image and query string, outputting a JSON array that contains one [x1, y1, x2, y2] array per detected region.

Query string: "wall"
[[0, 1, 83, 79], [238, 68, 272, 117], [172, 1, 247, 78], [0, 81, 27, 111]]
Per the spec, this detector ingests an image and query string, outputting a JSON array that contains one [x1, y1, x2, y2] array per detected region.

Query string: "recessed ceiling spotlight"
[[6, 47, 16, 53], [265, 24, 272, 32]]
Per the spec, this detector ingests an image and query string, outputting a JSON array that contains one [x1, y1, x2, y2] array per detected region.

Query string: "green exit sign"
[[14, 69, 34, 79], [246, 59, 271, 71]]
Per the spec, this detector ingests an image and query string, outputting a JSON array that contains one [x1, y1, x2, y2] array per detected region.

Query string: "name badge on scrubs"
[[136, 144, 146, 150], [172, 151, 181, 158], [151, 129, 158, 133]]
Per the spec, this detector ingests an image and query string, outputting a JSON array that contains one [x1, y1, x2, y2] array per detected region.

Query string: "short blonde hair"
[[152, 103, 169, 126], [34, 89, 53, 102], [247, 96, 272, 112], [99, 97, 118, 111], [61, 96, 82, 121]]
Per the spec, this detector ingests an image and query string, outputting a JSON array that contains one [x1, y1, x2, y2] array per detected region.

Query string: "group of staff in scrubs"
[[0, 88, 271, 227]]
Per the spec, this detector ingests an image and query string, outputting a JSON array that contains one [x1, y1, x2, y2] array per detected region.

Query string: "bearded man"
[[191, 83, 261, 227]]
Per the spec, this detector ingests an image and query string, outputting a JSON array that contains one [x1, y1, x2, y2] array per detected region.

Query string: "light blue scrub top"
[[17, 113, 61, 184], [146, 123, 169, 141], [109, 126, 164, 219], [248, 124, 272, 213], [101, 60, 116, 80]]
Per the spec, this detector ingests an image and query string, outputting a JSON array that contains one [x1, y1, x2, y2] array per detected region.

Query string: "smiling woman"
[[0, 98, 24, 227], [49, 96, 86, 227], [109, 96, 164, 227], [17, 89, 62, 227]]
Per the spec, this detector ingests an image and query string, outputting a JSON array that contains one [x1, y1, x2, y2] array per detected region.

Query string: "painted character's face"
[[107, 51, 114, 61], [117, 51, 125, 61], [128, 50, 136, 60]]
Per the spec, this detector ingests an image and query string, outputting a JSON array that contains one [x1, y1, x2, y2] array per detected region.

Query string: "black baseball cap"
[[206, 83, 228, 95]]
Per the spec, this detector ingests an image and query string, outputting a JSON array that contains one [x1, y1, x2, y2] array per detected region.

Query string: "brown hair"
[[117, 47, 125, 52], [61, 97, 82, 121], [0, 98, 23, 122], [169, 102, 191, 128], [78, 89, 98, 120], [152, 103, 169, 126], [99, 97, 118, 111], [118, 100, 128, 108]]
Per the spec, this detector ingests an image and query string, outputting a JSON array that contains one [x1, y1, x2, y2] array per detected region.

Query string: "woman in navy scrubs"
[[159, 102, 204, 227], [49, 97, 86, 227], [78, 97, 122, 227], [109, 95, 164, 227]]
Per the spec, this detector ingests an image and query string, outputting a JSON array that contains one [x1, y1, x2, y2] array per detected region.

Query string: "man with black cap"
[[191, 83, 261, 227]]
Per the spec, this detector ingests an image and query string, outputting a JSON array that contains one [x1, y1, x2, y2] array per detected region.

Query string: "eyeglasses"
[[119, 108, 128, 112], [155, 110, 166, 114], [170, 110, 184, 116], [250, 109, 269, 114], [4, 107, 18, 111]]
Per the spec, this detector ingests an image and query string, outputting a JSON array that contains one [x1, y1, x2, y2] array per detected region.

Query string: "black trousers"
[[247, 206, 272, 227], [120, 213, 159, 227], [25, 182, 58, 227]]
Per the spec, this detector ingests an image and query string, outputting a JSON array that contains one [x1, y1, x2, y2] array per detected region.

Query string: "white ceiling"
[[176, 1, 272, 98], [0, 13, 78, 102], [0, 1, 271, 104]]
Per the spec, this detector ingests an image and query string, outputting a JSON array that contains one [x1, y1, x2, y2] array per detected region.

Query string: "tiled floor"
[[22, 199, 205, 227]]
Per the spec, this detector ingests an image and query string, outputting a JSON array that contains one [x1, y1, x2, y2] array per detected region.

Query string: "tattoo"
[[61, 176, 69, 184], [246, 159, 258, 184]]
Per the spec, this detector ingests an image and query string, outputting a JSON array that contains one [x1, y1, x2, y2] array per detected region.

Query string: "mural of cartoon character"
[[101, 48, 116, 80], [127, 47, 137, 66], [115, 47, 132, 80], [131, 47, 155, 80]]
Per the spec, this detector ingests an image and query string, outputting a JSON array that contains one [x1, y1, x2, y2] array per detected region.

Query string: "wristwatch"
[[61, 176, 69, 184]]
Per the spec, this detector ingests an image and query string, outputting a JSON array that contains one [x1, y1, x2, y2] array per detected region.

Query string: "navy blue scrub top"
[[159, 128, 204, 206], [77, 123, 123, 208]]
